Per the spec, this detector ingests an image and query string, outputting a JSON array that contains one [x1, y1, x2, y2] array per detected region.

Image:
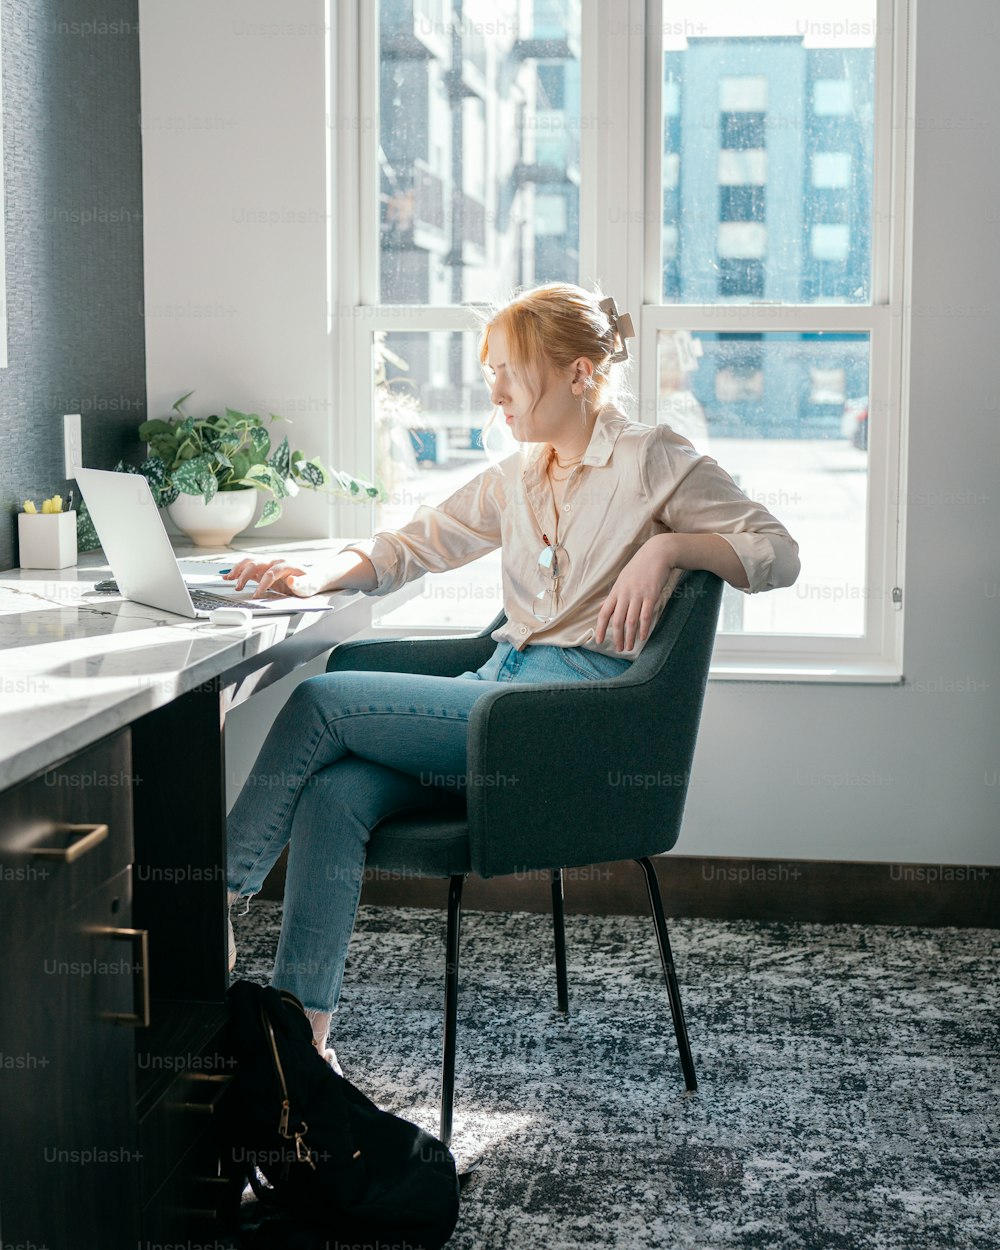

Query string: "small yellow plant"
[[22, 495, 64, 514]]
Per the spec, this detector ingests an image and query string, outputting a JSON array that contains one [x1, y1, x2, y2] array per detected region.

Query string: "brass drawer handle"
[[90, 926, 150, 1027], [173, 1073, 235, 1116], [31, 822, 109, 863]]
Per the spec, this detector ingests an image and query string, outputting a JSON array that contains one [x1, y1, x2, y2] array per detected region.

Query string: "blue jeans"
[[226, 641, 631, 1013]]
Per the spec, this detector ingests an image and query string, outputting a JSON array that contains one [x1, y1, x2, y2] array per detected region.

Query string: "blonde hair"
[[477, 283, 632, 461]]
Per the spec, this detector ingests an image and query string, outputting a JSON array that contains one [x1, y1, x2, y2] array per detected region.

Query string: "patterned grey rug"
[[228, 901, 999, 1250]]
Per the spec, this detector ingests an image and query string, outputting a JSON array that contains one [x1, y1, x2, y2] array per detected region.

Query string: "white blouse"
[[343, 406, 801, 660]]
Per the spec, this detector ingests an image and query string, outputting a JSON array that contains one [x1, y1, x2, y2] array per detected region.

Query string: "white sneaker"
[[227, 890, 243, 973], [321, 1047, 344, 1078]]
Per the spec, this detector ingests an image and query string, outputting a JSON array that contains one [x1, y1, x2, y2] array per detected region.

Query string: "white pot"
[[166, 488, 259, 548]]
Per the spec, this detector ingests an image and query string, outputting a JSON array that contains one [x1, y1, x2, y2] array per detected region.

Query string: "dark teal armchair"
[[327, 570, 724, 1144]]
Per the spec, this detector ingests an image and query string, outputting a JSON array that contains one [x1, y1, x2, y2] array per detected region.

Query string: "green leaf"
[[294, 458, 326, 489], [265, 465, 289, 499], [231, 451, 251, 480], [139, 457, 168, 490], [172, 456, 217, 500], [268, 436, 291, 479], [254, 499, 281, 528], [171, 390, 196, 415], [137, 418, 175, 440], [238, 463, 286, 499], [76, 499, 101, 551], [249, 425, 271, 458]]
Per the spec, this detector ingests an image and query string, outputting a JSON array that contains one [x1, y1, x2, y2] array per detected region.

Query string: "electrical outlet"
[[63, 413, 82, 479]]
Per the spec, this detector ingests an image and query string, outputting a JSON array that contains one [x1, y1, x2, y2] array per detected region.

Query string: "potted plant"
[[116, 392, 381, 547]]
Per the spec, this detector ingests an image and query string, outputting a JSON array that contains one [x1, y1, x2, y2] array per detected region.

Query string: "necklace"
[[548, 448, 583, 482]]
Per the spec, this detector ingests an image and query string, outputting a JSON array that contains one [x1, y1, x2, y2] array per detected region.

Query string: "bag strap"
[[259, 1000, 318, 1178]]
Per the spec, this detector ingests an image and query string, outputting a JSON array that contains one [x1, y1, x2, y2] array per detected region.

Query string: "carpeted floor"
[[227, 901, 999, 1250]]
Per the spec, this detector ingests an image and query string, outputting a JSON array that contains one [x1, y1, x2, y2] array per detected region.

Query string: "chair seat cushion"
[[367, 811, 472, 878]]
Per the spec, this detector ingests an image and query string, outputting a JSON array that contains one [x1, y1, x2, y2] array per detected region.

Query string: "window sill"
[[709, 659, 903, 684]]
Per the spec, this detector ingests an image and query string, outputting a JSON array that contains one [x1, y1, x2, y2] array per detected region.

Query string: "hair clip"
[[598, 297, 636, 363]]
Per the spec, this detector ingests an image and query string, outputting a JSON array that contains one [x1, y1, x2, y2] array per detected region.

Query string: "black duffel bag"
[[220, 980, 461, 1250]]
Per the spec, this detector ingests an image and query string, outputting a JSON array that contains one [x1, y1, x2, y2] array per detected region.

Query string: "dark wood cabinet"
[[0, 733, 140, 1250], [0, 580, 369, 1247], [0, 705, 236, 1249]]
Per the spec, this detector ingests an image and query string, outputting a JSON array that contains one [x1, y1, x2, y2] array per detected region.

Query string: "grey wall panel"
[[0, 0, 145, 569]]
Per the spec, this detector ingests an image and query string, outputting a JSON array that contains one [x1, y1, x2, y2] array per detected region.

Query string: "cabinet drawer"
[[0, 868, 141, 1250], [142, 1125, 242, 1245], [0, 730, 133, 939], [139, 1065, 235, 1208]]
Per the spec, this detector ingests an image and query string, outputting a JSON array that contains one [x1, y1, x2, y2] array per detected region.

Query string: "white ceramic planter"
[[166, 489, 258, 548], [18, 511, 78, 569]]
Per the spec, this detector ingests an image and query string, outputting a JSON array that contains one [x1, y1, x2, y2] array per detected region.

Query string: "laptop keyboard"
[[188, 589, 275, 612], [92, 579, 277, 612]]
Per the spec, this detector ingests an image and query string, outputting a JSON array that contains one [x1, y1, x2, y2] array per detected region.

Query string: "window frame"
[[332, 0, 913, 681]]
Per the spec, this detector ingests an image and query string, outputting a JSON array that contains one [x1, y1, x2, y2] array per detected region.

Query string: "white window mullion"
[[871, 0, 903, 305], [643, 0, 665, 307], [331, 0, 366, 542], [586, 0, 646, 333], [356, 0, 380, 307]]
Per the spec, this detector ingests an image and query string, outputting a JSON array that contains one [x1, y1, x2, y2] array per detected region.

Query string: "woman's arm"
[[596, 428, 801, 652], [224, 460, 506, 599], [594, 532, 745, 653]]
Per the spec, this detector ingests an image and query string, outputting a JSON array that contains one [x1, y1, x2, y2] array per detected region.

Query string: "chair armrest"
[[327, 611, 506, 678]]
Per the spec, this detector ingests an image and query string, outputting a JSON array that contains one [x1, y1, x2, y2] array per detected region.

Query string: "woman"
[[223, 283, 800, 1068]]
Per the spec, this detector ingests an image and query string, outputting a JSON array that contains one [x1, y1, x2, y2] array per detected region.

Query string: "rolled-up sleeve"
[[341, 468, 504, 596], [641, 426, 801, 594]]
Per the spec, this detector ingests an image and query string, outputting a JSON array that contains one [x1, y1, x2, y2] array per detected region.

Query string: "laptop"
[[75, 468, 332, 618]]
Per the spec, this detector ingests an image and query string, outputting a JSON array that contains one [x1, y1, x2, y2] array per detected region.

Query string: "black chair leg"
[[551, 868, 569, 1015], [440, 874, 465, 1146], [635, 856, 697, 1092]]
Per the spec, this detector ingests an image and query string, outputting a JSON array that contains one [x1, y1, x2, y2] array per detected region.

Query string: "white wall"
[[139, 0, 333, 538], [140, 1, 1000, 865]]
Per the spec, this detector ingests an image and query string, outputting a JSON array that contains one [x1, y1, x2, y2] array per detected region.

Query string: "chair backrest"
[[465, 570, 724, 876]]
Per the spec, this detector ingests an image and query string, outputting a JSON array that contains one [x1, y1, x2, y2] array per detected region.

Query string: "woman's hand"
[[222, 549, 379, 598], [595, 534, 678, 653], [222, 558, 313, 599]]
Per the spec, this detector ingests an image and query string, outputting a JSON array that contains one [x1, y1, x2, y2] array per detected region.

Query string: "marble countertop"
[[0, 539, 368, 791]]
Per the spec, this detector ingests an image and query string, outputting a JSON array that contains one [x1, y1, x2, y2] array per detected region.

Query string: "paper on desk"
[[175, 561, 237, 587], [243, 594, 338, 614]]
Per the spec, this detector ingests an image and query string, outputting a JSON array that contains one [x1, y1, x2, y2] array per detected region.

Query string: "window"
[[338, 0, 910, 674], [812, 151, 852, 189], [814, 77, 853, 115], [646, 0, 905, 675]]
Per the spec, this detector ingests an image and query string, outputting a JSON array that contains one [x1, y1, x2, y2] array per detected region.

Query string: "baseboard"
[[258, 851, 998, 928]]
